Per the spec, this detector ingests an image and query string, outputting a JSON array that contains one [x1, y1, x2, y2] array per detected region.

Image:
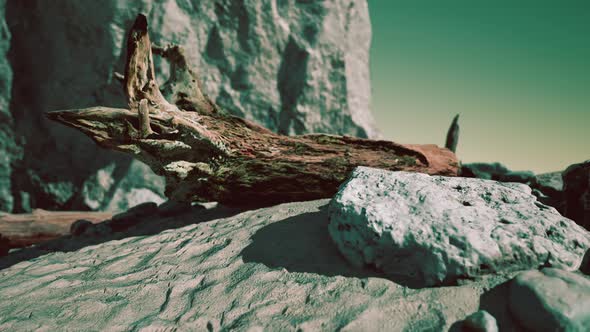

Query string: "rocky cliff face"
[[0, 0, 19, 212], [1, 0, 375, 212]]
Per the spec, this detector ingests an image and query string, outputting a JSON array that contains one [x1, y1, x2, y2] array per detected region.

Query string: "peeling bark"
[[47, 14, 459, 207]]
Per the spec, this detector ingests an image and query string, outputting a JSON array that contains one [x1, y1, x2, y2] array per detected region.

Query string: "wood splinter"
[[47, 14, 459, 208], [138, 99, 154, 138]]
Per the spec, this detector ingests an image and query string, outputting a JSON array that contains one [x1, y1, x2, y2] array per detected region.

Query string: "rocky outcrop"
[[563, 160, 590, 230], [1, 0, 376, 212], [328, 167, 590, 287], [509, 268, 590, 332], [530, 171, 565, 213], [0, 199, 519, 331], [461, 162, 535, 184], [0, 0, 19, 212]]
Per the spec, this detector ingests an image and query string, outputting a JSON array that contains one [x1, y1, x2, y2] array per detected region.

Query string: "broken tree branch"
[[445, 114, 460, 153], [47, 14, 460, 207]]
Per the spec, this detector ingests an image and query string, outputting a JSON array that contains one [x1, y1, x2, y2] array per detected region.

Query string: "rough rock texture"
[[2, 0, 376, 212], [0, 200, 517, 331], [0, 0, 19, 212], [328, 167, 590, 287], [509, 268, 590, 332], [563, 160, 590, 230]]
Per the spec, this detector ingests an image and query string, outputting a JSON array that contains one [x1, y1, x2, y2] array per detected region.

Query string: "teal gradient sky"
[[368, 1, 589, 173]]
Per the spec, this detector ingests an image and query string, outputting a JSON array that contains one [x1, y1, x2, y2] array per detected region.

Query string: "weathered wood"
[[47, 14, 459, 207], [0, 210, 112, 249], [445, 114, 460, 153]]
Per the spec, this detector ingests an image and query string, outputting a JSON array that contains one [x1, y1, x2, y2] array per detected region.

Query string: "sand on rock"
[[0, 200, 514, 331]]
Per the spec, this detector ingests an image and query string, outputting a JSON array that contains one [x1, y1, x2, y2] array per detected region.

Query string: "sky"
[[368, 1, 589, 173]]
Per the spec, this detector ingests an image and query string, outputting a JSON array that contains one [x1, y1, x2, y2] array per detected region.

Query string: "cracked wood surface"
[[47, 14, 459, 207]]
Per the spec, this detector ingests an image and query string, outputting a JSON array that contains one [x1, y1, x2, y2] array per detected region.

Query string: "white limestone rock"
[[2, 0, 376, 211], [328, 167, 590, 287]]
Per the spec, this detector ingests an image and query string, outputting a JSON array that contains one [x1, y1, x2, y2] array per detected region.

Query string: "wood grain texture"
[[47, 14, 459, 207]]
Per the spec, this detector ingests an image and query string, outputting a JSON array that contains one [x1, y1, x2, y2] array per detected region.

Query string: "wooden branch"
[[47, 14, 460, 208], [0, 210, 113, 251], [445, 114, 460, 153]]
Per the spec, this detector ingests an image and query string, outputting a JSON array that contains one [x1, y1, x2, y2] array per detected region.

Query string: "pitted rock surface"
[[328, 167, 590, 287]]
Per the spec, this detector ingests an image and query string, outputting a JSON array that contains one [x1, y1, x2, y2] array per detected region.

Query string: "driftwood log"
[[47, 14, 459, 207], [0, 210, 112, 252]]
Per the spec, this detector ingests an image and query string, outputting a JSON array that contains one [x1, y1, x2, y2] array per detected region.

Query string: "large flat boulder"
[[328, 167, 590, 287], [0, 200, 512, 331]]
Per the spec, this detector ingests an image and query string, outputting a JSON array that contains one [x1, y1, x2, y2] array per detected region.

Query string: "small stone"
[[462, 310, 498, 332], [70, 219, 93, 236], [509, 268, 590, 332]]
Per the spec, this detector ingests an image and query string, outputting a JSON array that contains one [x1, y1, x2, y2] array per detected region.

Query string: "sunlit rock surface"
[[328, 167, 590, 287], [1, 0, 375, 212]]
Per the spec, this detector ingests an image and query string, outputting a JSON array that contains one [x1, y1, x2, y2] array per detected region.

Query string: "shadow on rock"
[[241, 207, 387, 280], [0, 205, 243, 271], [478, 280, 525, 332]]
